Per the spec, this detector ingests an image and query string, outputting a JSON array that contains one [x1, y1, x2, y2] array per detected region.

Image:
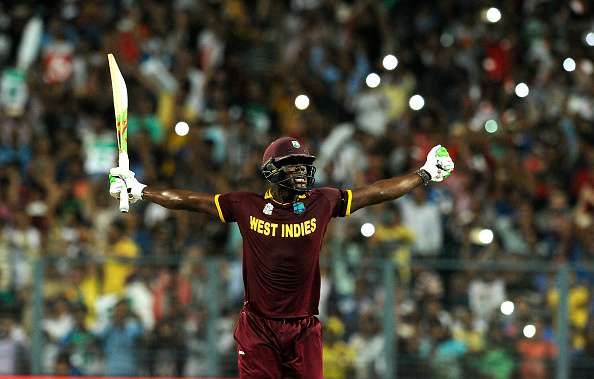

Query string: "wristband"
[[416, 169, 431, 186]]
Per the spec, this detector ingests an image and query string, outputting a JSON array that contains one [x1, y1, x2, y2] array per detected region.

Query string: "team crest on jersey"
[[291, 140, 300, 148], [293, 201, 305, 215], [263, 203, 274, 215]]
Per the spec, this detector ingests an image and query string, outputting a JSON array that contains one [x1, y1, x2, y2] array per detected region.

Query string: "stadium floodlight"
[[409, 94, 425, 111], [486, 7, 502, 23], [500, 301, 514, 315], [174, 121, 189, 136], [484, 119, 498, 133], [360, 223, 376, 237], [515, 82, 529, 98], [294, 94, 310, 110], [366, 73, 381, 88], [523, 324, 536, 338], [382, 54, 398, 70], [563, 57, 576, 72], [586, 32, 594, 46]]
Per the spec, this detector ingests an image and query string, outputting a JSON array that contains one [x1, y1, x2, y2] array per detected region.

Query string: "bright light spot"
[[478, 229, 494, 244], [409, 94, 425, 111], [586, 32, 594, 47], [174, 121, 189, 136], [366, 73, 381, 88], [361, 223, 376, 238], [485, 119, 498, 133], [440, 33, 454, 47], [486, 7, 502, 23], [294, 94, 310, 110], [523, 324, 536, 338], [382, 54, 399, 70], [563, 57, 576, 72], [500, 301, 515, 315], [515, 82, 529, 98]]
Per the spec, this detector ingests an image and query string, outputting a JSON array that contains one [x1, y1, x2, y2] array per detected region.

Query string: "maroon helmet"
[[261, 137, 316, 192]]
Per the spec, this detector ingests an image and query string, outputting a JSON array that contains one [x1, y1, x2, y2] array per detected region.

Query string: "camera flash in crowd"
[[586, 32, 594, 46], [294, 94, 310, 110], [486, 7, 502, 23], [563, 57, 576, 72], [484, 120, 498, 133], [515, 82, 529, 98], [382, 54, 398, 70], [478, 228, 494, 244], [500, 301, 515, 315], [360, 223, 376, 238], [365, 73, 381, 88], [523, 324, 536, 338], [174, 121, 189, 136], [409, 94, 425, 111]]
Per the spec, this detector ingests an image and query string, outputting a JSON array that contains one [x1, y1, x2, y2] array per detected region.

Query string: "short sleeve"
[[214, 192, 243, 223], [317, 187, 352, 218]]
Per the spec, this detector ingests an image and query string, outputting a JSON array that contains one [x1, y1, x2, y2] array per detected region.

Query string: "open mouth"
[[294, 177, 307, 187]]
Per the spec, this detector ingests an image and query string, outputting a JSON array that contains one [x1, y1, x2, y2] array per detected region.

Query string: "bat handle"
[[119, 187, 129, 213], [118, 152, 130, 213]]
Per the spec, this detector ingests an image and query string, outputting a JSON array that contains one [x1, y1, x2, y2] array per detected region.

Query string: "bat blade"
[[108, 54, 130, 213]]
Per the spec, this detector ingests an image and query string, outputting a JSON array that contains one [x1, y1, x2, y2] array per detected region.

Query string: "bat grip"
[[119, 187, 129, 213], [118, 152, 130, 213]]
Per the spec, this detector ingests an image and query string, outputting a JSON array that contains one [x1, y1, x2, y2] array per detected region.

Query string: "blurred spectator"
[[59, 304, 99, 375], [472, 326, 515, 379], [97, 299, 143, 376], [398, 187, 443, 256], [469, 272, 506, 328], [322, 316, 355, 379], [103, 220, 139, 295], [348, 312, 384, 378], [516, 321, 557, 379], [0, 314, 28, 374], [146, 316, 186, 377]]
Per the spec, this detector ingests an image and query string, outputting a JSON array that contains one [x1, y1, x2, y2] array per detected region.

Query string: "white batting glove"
[[108, 168, 146, 203], [420, 145, 454, 182]]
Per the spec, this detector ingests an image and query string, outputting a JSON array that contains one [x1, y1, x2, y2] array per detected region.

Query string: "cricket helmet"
[[261, 137, 316, 192]]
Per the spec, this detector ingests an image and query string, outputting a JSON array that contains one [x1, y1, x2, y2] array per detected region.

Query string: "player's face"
[[281, 164, 308, 191]]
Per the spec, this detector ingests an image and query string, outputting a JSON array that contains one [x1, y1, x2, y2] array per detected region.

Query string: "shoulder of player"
[[220, 191, 261, 202], [309, 187, 340, 204]]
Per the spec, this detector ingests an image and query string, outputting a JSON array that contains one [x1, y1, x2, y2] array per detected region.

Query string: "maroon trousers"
[[233, 308, 323, 379]]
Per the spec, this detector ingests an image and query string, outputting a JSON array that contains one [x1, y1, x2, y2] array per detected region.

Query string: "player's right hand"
[[108, 168, 146, 203]]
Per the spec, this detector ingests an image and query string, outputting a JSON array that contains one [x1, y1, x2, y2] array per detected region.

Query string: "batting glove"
[[108, 168, 146, 203], [420, 145, 454, 183]]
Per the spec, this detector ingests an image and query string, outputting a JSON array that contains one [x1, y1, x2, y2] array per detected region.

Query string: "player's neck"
[[271, 186, 299, 203]]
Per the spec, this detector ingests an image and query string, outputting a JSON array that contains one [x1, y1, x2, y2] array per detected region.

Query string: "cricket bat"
[[108, 54, 130, 213]]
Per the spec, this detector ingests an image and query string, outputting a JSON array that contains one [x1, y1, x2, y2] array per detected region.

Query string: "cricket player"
[[109, 136, 454, 378]]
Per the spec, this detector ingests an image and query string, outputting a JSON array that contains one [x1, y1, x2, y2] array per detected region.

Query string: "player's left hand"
[[420, 145, 454, 182]]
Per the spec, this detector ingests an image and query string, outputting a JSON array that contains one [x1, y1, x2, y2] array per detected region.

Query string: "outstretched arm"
[[349, 145, 454, 214], [350, 172, 423, 213], [142, 188, 219, 217]]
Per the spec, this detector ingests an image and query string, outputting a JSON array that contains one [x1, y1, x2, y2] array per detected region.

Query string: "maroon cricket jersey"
[[214, 187, 352, 318]]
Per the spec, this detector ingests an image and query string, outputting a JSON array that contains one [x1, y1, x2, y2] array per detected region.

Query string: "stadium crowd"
[[0, 0, 593, 378]]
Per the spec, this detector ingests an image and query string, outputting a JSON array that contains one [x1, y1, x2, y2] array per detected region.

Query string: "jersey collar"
[[264, 188, 307, 205]]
